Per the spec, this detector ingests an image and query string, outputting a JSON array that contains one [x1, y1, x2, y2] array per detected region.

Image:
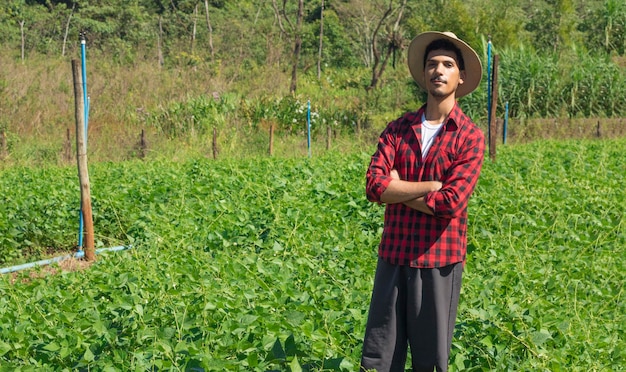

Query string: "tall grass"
[[499, 47, 626, 118]]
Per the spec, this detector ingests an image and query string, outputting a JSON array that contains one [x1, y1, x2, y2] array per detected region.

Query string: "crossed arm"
[[379, 169, 441, 215]]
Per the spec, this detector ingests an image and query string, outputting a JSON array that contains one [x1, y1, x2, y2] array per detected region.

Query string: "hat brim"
[[407, 31, 482, 98]]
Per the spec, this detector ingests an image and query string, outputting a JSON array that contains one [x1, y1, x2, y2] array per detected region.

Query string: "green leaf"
[[272, 241, 284, 252], [83, 346, 95, 362], [289, 355, 302, 372], [271, 338, 286, 361], [532, 329, 552, 346], [0, 340, 11, 356], [43, 342, 60, 352]]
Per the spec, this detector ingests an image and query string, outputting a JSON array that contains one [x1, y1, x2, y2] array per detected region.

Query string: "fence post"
[[212, 127, 218, 159], [326, 125, 331, 150], [0, 130, 6, 160], [268, 124, 274, 156], [596, 121, 601, 138], [63, 128, 72, 162], [139, 129, 147, 159], [72, 59, 95, 262]]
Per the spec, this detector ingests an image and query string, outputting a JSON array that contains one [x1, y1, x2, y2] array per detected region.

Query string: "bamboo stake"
[[72, 59, 95, 261]]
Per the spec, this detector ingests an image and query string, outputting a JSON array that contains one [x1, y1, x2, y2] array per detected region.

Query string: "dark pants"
[[360, 259, 463, 372]]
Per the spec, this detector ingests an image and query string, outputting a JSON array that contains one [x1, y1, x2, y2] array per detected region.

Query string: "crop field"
[[0, 138, 624, 371]]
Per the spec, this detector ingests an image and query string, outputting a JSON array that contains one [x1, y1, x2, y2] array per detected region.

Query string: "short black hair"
[[423, 39, 465, 71]]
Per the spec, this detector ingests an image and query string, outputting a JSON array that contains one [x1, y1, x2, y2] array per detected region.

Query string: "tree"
[[317, 0, 324, 80], [366, 0, 406, 91], [272, 0, 305, 94], [203, 0, 214, 59]]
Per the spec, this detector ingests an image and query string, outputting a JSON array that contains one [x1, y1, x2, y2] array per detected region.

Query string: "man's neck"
[[425, 95, 456, 123]]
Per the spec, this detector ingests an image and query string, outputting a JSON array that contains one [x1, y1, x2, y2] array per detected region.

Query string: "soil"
[[5, 255, 94, 285]]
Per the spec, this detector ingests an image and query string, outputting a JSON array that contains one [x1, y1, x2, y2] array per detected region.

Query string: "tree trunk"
[[366, 1, 392, 91], [204, 0, 215, 60], [366, 0, 406, 91], [289, 0, 304, 94], [20, 20, 25, 61], [191, 3, 198, 54], [317, 0, 325, 80], [157, 16, 164, 67], [62, 3, 75, 57]]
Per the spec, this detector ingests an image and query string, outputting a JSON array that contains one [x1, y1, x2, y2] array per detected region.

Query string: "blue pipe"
[[78, 209, 84, 251], [80, 35, 89, 144], [503, 101, 509, 144], [307, 100, 311, 158], [486, 38, 492, 146], [0, 246, 131, 275]]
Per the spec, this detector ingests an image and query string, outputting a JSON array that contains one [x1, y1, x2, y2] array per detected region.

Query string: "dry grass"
[[0, 52, 292, 164], [502, 117, 626, 143], [5, 255, 94, 285]]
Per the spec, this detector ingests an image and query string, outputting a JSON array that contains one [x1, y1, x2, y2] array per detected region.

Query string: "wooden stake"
[[63, 128, 72, 162], [326, 125, 331, 150], [212, 127, 218, 159], [140, 129, 147, 159], [72, 59, 95, 261], [0, 130, 6, 159], [268, 124, 274, 156], [489, 54, 499, 162]]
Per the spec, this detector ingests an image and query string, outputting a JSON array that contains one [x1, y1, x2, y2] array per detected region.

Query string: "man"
[[361, 31, 485, 372]]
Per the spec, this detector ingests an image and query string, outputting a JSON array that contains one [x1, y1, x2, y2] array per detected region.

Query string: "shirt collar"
[[417, 102, 462, 131]]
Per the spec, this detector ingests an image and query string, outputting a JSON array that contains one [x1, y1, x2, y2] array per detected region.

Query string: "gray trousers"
[[360, 258, 463, 372]]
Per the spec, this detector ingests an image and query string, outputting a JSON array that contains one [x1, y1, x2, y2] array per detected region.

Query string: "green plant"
[[1, 139, 624, 370]]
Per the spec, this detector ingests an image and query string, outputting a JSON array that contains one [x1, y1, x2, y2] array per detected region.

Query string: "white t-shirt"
[[421, 113, 443, 157]]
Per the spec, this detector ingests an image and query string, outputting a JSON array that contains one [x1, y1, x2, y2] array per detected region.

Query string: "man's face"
[[424, 49, 466, 99]]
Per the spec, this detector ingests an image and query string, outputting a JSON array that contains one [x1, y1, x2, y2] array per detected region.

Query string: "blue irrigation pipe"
[[486, 37, 492, 147], [0, 246, 131, 275], [307, 100, 311, 158], [80, 34, 89, 143], [503, 101, 509, 144]]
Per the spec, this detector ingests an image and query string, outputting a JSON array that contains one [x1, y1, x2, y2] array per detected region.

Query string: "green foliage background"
[[1, 0, 626, 122]]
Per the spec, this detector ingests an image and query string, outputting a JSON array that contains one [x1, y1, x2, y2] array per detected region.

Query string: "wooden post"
[[139, 129, 147, 159], [63, 128, 72, 162], [212, 127, 218, 159], [596, 120, 601, 138], [0, 130, 6, 160], [326, 125, 331, 150], [72, 59, 95, 261], [489, 54, 499, 162], [268, 124, 274, 156]]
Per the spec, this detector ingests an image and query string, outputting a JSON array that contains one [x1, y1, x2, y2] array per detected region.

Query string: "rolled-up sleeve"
[[366, 125, 396, 203], [424, 128, 485, 218]]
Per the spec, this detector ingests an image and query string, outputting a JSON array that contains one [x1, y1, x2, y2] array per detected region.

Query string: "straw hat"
[[407, 31, 482, 98]]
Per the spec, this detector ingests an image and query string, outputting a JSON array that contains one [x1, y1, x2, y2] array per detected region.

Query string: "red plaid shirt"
[[366, 103, 485, 268]]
